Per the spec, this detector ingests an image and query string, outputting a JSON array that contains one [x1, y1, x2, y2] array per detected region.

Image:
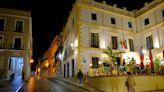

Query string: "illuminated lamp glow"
[[99, 61, 102, 64], [70, 43, 73, 47], [142, 49, 147, 54], [30, 59, 34, 63], [45, 63, 49, 67]]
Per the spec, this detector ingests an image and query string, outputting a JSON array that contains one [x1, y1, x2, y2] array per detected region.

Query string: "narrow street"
[[19, 77, 91, 92]]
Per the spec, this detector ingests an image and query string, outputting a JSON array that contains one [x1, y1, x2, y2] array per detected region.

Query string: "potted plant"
[[103, 62, 111, 75], [154, 58, 161, 74], [103, 47, 124, 75]]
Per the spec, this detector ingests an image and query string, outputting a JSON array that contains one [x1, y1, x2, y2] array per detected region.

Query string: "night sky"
[[0, 0, 153, 69]]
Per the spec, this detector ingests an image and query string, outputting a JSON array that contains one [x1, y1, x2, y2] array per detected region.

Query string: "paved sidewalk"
[[0, 76, 25, 92], [57, 78, 104, 92]]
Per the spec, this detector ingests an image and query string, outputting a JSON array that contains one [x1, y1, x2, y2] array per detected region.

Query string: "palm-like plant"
[[103, 47, 124, 67]]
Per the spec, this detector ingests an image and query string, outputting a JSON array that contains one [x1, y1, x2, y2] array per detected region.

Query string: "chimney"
[[123, 7, 127, 11], [144, 2, 148, 9], [113, 4, 117, 8], [144, 2, 148, 6], [103, 1, 106, 4]]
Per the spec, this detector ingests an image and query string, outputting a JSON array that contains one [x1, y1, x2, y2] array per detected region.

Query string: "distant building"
[[39, 35, 59, 77], [58, 0, 164, 78], [0, 8, 32, 81]]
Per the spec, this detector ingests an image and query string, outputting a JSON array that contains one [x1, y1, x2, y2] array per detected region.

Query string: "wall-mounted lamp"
[[30, 59, 34, 63], [70, 43, 73, 47], [142, 49, 147, 54], [99, 61, 102, 64]]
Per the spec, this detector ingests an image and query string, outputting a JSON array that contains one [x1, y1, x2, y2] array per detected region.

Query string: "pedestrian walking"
[[125, 72, 136, 92], [77, 70, 83, 86]]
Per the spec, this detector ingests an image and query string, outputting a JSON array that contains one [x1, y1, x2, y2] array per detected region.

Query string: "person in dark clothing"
[[77, 70, 83, 86]]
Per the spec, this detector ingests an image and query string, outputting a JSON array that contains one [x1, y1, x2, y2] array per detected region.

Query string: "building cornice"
[[0, 8, 31, 17], [77, 0, 134, 17], [136, 0, 164, 17], [136, 21, 164, 34], [78, 21, 136, 36], [76, 0, 164, 18]]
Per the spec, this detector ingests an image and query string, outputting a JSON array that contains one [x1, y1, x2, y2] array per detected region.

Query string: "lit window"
[[112, 36, 117, 49], [146, 35, 154, 49], [129, 39, 134, 51]]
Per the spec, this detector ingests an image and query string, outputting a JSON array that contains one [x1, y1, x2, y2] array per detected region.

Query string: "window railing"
[[91, 44, 99, 48], [14, 30, 23, 33], [9, 43, 24, 50]]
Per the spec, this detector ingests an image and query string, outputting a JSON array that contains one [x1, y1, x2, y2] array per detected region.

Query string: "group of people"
[[77, 70, 136, 92]]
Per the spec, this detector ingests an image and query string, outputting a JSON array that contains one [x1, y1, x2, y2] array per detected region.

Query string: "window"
[[128, 22, 132, 28], [14, 38, 21, 49], [92, 57, 99, 68], [0, 56, 4, 69], [0, 36, 4, 48], [162, 10, 164, 17], [144, 18, 149, 25], [72, 59, 74, 77], [91, 33, 99, 48], [129, 39, 134, 51], [16, 20, 23, 32], [111, 18, 116, 24], [112, 36, 118, 49], [146, 35, 154, 49], [72, 18, 74, 26], [64, 64, 66, 78], [91, 13, 97, 20], [67, 63, 69, 77], [9, 58, 12, 70], [0, 19, 5, 31]]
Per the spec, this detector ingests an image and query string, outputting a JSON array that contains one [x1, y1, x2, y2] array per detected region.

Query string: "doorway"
[[9, 57, 24, 78]]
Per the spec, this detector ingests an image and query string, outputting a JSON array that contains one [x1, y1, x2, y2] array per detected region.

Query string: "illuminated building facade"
[[56, 0, 164, 77], [0, 8, 32, 81], [39, 35, 59, 77]]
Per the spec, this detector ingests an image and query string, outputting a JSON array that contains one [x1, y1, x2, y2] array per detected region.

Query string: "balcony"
[[9, 43, 24, 50], [14, 30, 23, 33]]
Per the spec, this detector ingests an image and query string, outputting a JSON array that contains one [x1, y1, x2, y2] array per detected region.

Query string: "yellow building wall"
[[88, 76, 164, 92], [0, 8, 32, 81]]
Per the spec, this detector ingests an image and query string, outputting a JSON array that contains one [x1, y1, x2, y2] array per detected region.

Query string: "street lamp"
[[45, 62, 49, 67], [30, 59, 34, 63]]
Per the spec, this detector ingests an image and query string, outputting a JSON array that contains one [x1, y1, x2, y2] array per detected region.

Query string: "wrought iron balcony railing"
[[9, 43, 24, 50]]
